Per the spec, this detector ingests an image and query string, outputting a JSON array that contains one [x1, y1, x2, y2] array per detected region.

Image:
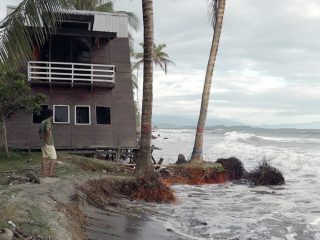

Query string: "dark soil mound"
[[163, 164, 226, 185], [246, 161, 285, 186], [176, 154, 188, 164], [216, 157, 245, 180]]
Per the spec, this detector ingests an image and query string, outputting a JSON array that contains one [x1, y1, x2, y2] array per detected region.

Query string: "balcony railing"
[[28, 61, 116, 87]]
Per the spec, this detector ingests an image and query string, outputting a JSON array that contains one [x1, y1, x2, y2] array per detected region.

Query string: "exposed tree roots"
[[120, 176, 176, 203], [246, 160, 285, 186], [80, 176, 176, 206]]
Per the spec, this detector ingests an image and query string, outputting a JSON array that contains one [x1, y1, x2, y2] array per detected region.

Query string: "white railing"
[[28, 61, 116, 86]]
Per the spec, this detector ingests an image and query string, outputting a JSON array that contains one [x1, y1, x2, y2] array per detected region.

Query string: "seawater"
[[141, 128, 320, 240]]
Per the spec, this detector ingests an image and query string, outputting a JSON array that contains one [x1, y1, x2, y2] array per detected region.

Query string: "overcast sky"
[[1, 0, 320, 126]]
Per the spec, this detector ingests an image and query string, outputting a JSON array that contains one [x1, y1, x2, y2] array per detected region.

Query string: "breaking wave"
[[150, 128, 320, 239]]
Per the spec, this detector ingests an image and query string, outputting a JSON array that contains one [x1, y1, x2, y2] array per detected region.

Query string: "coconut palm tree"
[[133, 43, 175, 74], [190, 0, 227, 163], [134, 0, 155, 176], [0, 0, 72, 72]]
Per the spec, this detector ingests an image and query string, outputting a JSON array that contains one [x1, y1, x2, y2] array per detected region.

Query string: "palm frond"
[[0, 0, 71, 72], [72, 0, 96, 10], [131, 73, 138, 89], [95, 1, 114, 12], [115, 11, 139, 31], [134, 42, 175, 74], [208, 0, 219, 27], [132, 59, 144, 70]]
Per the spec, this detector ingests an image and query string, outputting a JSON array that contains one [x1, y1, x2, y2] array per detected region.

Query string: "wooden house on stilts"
[[5, 6, 138, 157]]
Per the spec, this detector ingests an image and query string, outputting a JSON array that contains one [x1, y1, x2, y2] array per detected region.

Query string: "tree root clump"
[[246, 160, 285, 186], [216, 157, 245, 180], [162, 165, 226, 185], [79, 176, 175, 207], [120, 175, 176, 203]]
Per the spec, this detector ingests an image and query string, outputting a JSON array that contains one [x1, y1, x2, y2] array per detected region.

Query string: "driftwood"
[[12, 228, 44, 240]]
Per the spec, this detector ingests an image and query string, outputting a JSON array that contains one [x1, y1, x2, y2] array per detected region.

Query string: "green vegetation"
[[65, 154, 133, 176], [0, 74, 45, 156], [0, 151, 133, 183], [0, 151, 42, 172]]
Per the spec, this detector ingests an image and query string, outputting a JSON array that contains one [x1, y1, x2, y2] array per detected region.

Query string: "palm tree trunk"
[[190, 0, 226, 163], [135, 0, 154, 176]]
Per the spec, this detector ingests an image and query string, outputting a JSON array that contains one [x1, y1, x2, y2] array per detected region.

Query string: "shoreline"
[[0, 154, 186, 240], [85, 206, 184, 240]]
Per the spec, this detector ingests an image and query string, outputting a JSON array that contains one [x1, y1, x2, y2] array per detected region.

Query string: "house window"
[[75, 106, 91, 125], [96, 106, 111, 125], [33, 105, 48, 124], [53, 105, 70, 124]]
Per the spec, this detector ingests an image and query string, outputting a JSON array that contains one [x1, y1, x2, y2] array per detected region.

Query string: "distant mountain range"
[[152, 115, 245, 129], [152, 115, 320, 129]]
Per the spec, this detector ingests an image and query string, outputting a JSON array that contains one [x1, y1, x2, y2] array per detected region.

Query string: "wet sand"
[[85, 206, 184, 240]]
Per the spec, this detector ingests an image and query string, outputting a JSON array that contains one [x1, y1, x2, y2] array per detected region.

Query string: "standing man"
[[39, 109, 57, 177]]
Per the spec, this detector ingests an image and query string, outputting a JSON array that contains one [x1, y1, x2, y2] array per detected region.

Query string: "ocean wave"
[[149, 129, 320, 239], [223, 131, 320, 144]]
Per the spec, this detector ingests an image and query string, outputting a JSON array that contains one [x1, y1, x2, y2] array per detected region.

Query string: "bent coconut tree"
[[135, 0, 155, 176], [190, 0, 226, 163]]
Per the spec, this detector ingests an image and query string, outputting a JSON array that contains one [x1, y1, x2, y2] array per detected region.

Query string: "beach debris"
[[25, 171, 40, 184], [158, 157, 164, 165], [12, 228, 44, 240], [4, 170, 40, 185], [159, 168, 171, 177], [176, 154, 187, 164], [7, 221, 15, 229], [0, 228, 13, 240], [216, 157, 245, 180], [246, 160, 285, 186]]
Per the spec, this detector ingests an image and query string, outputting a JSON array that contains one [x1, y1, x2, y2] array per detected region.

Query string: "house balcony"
[[28, 61, 116, 88]]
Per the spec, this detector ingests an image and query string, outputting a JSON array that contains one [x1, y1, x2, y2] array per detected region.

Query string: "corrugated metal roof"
[[6, 6, 129, 38]]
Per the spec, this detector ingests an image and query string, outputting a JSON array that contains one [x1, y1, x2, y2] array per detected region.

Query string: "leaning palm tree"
[[134, 0, 155, 176], [0, 0, 72, 72], [190, 0, 227, 163], [133, 43, 175, 74]]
